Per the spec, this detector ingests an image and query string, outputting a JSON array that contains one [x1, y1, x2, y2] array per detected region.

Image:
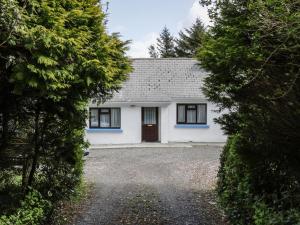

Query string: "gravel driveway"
[[75, 145, 225, 225]]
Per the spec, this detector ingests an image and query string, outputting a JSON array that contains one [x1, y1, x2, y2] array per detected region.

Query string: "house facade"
[[86, 58, 226, 145]]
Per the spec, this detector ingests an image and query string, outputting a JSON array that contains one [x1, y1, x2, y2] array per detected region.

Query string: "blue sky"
[[105, 0, 210, 58]]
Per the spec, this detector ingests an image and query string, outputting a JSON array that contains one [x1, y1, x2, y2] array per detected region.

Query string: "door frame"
[[141, 107, 159, 142]]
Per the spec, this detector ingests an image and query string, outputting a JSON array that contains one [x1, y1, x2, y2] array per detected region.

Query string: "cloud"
[[177, 0, 211, 31], [127, 32, 159, 58], [126, 1, 211, 58]]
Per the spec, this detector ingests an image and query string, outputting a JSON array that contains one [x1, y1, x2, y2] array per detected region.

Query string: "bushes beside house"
[[0, 189, 51, 225], [218, 135, 300, 225], [198, 0, 300, 224], [0, 0, 131, 223]]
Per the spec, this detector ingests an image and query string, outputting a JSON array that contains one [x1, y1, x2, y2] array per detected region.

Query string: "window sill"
[[86, 128, 123, 133], [175, 124, 209, 129]]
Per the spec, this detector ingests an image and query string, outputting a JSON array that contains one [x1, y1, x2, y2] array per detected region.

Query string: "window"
[[177, 104, 207, 124], [143, 108, 157, 124], [89, 108, 121, 128]]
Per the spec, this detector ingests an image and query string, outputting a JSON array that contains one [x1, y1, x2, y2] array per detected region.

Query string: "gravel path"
[[74, 145, 226, 225]]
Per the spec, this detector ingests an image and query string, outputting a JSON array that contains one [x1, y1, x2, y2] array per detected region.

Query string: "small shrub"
[[0, 189, 51, 225]]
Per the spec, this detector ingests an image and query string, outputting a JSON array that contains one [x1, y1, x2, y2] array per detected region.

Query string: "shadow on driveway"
[[75, 146, 226, 225]]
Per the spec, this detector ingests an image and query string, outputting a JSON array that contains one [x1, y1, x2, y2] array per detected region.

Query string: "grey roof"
[[108, 58, 207, 103]]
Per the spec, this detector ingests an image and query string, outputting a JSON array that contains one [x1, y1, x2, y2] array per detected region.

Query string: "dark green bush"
[[218, 135, 300, 225], [0, 189, 51, 225], [217, 135, 254, 224], [1, 0, 130, 223], [253, 202, 300, 225], [197, 0, 300, 223]]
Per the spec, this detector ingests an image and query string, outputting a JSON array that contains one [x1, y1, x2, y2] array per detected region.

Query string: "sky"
[[105, 0, 211, 58]]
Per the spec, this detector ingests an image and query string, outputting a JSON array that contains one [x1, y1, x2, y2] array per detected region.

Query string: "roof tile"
[[108, 58, 207, 102]]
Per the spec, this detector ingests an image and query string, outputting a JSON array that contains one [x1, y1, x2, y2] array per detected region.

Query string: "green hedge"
[[253, 202, 300, 225], [218, 135, 300, 225]]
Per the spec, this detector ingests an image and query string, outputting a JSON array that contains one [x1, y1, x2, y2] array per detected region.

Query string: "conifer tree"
[[198, 0, 300, 224], [148, 44, 158, 58], [0, 0, 131, 199], [175, 18, 206, 57], [156, 26, 176, 58]]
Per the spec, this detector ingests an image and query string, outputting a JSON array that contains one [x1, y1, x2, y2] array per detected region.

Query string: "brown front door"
[[142, 107, 158, 142]]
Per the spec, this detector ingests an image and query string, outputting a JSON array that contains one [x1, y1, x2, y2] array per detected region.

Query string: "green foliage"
[[253, 202, 300, 225], [0, 0, 23, 48], [175, 18, 206, 57], [0, 189, 51, 225], [148, 44, 158, 58], [0, 171, 23, 215], [219, 135, 300, 225], [217, 135, 253, 224], [150, 26, 176, 58], [0, 0, 131, 223], [157, 26, 176, 58], [199, 0, 300, 224], [148, 17, 207, 58]]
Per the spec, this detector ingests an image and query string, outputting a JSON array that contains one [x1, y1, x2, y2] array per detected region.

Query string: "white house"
[[86, 58, 226, 145]]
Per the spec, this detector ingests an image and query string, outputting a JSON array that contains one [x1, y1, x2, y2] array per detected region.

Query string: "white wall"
[[86, 106, 141, 145], [165, 102, 227, 143], [85, 102, 227, 145], [160, 106, 169, 143]]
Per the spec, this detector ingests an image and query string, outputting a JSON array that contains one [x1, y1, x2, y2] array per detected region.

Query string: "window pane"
[[197, 104, 207, 123], [100, 114, 110, 127], [144, 108, 156, 124], [111, 108, 121, 127], [90, 109, 99, 127], [177, 105, 185, 123], [187, 109, 196, 123]]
